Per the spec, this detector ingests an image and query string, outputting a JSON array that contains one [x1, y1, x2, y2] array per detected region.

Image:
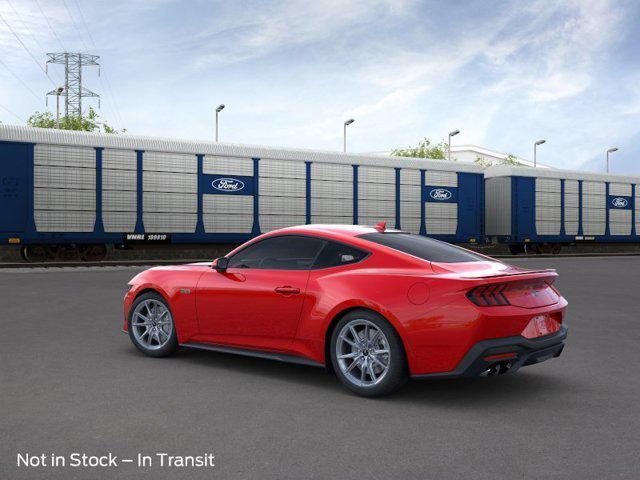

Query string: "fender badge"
[[180, 288, 191, 294]]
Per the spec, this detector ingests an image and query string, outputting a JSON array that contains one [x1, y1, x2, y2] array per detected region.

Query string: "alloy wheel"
[[335, 319, 391, 387], [131, 299, 173, 350]]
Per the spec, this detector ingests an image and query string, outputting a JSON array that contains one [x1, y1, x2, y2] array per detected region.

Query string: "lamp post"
[[606, 147, 618, 173], [215, 104, 225, 142], [343, 118, 354, 152], [534, 139, 546, 167], [55, 86, 64, 128], [448, 129, 460, 161]]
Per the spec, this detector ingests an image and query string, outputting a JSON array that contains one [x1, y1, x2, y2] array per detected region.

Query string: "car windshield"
[[358, 232, 486, 263]]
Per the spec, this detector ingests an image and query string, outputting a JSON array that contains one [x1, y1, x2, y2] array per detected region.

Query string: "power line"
[[61, 0, 89, 51], [0, 57, 42, 101], [0, 11, 56, 87], [6, 0, 46, 54], [69, 0, 125, 129], [34, 0, 67, 52], [0, 102, 25, 122]]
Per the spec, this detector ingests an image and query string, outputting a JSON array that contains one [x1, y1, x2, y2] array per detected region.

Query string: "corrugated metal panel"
[[259, 215, 306, 232], [143, 151, 197, 173], [485, 164, 640, 185], [426, 203, 457, 234], [310, 215, 353, 224], [143, 171, 197, 193], [358, 182, 394, 200], [103, 169, 136, 191], [34, 210, 95, 232], [565, 207, 579, 235], [260, 196, 306, 215], [0, 124, 484, 173], [311, 179, 352, 199], [582, 181, 606, 195], [536, 179, 561, 234], [204, 214, 253, 233], [203, 156, 253, 175], [311, 163, 352, 181], [34, 188, 95, 211], [203, 195, 253, 215], [259, 177, 306, 197], [34, 144, 95, 168], [259, 159, 305, 179], [610, 209, 631, 235], [400, 169, 420, 185], [359, 199, 395, 217], [400, 184, 421, 202], [143, 192, 197, 213], [358, 166, 395, 184], [400, 201, 420, 220], [103, 190, 136, 212], [34, 165, 95, 190], [636, 185, 640, 233], [564, 180, 579, 193], [609, 183, 632, 196], [103, 149, 136, 170], [310, 197, 353, 217], [583, 221, 605, 236], [400, 217, 421, 235], [484, 177, 511, 236], [426, 170, 457, 187], [143, 213, 197, 232], [358, 216, 395, 227], [536, 178, 561, 193], [103, 212, 136, 232]]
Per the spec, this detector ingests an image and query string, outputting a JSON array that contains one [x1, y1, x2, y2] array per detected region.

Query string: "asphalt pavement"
[[1, 256, 639, 479]]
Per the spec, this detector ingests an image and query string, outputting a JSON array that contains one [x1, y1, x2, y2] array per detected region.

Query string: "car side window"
[[312, 241, 369, 269], [227, 235, 326, 270]]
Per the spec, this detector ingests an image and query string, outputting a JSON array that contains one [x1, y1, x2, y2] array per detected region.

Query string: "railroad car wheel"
[[22, 245, 49, 263], [128, 292, 179, 358], [509, 244, 524, 255], [330, 309, 407, 397], [80, 244, 107, 262], [551, 243, 562, 254]]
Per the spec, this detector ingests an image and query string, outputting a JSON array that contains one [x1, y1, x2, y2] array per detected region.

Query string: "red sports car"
[[123, 224, 567, 397]]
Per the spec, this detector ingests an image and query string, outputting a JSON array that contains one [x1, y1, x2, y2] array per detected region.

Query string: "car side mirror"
[[213, 257, 229, 272]]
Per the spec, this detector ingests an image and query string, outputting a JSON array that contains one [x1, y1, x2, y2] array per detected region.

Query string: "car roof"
[[267, 224, 399, 239]]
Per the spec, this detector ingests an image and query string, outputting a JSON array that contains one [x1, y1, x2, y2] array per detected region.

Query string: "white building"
[[450, 145, 552, 169]]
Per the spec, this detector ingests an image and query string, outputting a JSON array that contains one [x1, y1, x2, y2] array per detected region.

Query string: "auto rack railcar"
[[0, 125, 484, 261], [485, 165, 640, 254]]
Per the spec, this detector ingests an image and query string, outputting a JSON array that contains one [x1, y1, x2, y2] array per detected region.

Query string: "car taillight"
[[467, 278, 560, 308], [466, 284, 510, 306]]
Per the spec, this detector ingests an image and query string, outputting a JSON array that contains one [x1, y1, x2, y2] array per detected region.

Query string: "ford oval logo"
[[429, 188, 452, 201], [212, 177, 245, 192], [611, 197, 628, 208]]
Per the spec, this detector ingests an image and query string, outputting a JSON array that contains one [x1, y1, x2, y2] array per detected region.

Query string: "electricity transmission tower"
[[46, 53, 100, 118]]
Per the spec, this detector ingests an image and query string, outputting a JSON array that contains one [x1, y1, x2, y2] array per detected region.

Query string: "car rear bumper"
[[412, 324, 568, 379]]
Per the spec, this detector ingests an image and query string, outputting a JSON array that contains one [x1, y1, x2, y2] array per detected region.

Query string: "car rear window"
[[358, 232, 485, 263]]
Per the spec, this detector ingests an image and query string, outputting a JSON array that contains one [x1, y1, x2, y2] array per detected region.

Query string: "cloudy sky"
[[1, 0, 639, 173]]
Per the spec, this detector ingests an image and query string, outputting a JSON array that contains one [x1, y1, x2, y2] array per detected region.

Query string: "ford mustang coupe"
[[123, 223, 567, 397]]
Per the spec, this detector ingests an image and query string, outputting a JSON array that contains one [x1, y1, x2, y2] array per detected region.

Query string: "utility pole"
[[46, 53, 100, 118], [534, 139, 546, 167], [55, 86, 64, 128], [606, 147, 618, 173], [448, 129, 460, 161]]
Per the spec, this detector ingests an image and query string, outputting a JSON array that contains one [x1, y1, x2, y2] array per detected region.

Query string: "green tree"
[[474, 152, 523, 169], [391, 138, 452, 160], [27, 107, 125, 133]]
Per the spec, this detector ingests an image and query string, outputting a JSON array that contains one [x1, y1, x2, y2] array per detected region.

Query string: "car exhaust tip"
[[480, 361, 513, 377]]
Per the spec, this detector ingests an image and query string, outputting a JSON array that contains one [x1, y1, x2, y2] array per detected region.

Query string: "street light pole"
[[448, 129, 460, 161], [343, 118, 354, 152], [55, 86, 64, 128], [534, 139, 546, 167], [215, 104, 225, 142], [606, 147, 618, 173]]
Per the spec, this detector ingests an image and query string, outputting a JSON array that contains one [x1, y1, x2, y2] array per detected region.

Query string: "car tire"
[[330, 309, 407, 397], [128, 292, 178, 358]]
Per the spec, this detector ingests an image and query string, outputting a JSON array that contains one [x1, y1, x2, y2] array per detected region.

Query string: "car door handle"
[[275, 286, 300, 295]]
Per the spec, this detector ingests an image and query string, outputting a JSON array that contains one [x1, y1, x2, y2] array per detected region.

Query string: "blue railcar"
[[0, 125, 484, 261], [485, 165, 640, 254]]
